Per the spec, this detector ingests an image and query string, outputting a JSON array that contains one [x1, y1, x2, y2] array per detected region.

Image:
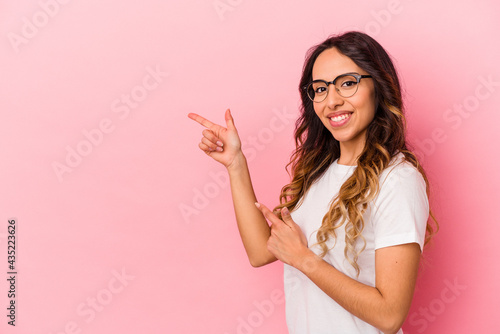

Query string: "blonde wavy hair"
[[273, 32, 438, 276]]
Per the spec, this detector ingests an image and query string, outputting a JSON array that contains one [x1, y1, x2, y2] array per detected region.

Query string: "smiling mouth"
[[329, 113, 351, 122]]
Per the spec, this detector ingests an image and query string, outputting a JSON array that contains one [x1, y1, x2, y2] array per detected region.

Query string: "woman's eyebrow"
[[318, 70, 365, 80], [312, 72, 347, 81]]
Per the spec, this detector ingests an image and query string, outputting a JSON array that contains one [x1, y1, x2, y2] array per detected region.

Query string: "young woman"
[[188, 31, 437, 334]]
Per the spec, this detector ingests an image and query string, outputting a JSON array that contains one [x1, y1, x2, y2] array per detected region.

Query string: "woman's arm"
[[189, 110, 277, 267], [298, 243, 420, 334], [257, 203, 420, 334], [227, 153, 278, 267]]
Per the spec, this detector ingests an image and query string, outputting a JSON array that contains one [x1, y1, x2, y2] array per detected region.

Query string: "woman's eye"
[[315, 86, 327, 93], [341, 80, 357, 87]]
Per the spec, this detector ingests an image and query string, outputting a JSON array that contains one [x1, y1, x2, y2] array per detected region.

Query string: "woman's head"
[[298, 31, 406, 157], [309, 47, 377, 155]]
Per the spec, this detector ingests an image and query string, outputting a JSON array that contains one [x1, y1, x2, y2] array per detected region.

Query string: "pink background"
[[1, 0, 499, 333]]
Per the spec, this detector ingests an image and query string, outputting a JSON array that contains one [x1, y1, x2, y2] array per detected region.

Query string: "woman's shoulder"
[[379, 152, 425, 189]]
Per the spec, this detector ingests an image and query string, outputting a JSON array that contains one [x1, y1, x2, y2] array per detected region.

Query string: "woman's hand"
[[188, 109, 243, 169], [254, 202, 313, 269]]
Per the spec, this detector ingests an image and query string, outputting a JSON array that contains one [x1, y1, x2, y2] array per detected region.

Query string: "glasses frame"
[[303, 72, 373, 102]]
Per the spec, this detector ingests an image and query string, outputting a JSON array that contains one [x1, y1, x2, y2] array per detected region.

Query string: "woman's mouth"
[[328, 112, 352, 127]]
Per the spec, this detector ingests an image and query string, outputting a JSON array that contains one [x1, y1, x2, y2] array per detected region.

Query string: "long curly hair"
[[273, 31, 438, 276]]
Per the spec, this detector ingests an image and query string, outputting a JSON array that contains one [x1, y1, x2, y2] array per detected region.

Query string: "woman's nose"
[[325, 84, 344, 108]]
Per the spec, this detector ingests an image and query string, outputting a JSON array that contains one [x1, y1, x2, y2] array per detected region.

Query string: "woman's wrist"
[[226, 151, 247, 174], [294, 248, 323, 274]]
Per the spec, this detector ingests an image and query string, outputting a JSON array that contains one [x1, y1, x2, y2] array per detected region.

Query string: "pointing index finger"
[[188, 113, 215, 129], [255, 202, 284, 226]]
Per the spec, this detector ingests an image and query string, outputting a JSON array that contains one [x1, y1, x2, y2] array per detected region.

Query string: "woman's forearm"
[[227, 152, 277, 267], [294, 245, 420, 334]]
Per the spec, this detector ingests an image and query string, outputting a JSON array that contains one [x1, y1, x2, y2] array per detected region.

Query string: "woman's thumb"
[[281, 207, 296, 225], [225, 108, 236, 130]]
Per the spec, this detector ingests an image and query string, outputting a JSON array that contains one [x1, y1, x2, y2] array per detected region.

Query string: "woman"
[[188, 31, 437, 334]]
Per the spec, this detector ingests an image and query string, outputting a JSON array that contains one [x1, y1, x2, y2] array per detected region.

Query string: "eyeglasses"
[[303, 73, 373, 103]]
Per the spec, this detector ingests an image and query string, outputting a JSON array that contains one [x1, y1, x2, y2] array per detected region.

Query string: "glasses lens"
[[308, 81, 328, 102], [335, 75, 359, 98]]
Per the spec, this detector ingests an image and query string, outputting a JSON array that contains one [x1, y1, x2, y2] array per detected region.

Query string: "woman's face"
[[311, 48, 377, 153]]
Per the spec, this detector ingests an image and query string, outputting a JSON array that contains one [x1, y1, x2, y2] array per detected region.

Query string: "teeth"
[[330, 114, 350, 122]]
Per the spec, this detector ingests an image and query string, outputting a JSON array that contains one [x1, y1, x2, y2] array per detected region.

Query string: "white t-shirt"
[[284, 153, 429, 334]]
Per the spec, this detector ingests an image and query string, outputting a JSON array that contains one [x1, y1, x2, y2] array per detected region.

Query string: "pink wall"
[[1, 0, 499, 333]]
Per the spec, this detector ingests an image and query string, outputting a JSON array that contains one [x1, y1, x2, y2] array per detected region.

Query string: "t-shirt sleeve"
[[371, 163, 430, 252]]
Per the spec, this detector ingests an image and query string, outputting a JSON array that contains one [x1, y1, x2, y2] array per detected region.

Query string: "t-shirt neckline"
[[333, 159, 357, 170]]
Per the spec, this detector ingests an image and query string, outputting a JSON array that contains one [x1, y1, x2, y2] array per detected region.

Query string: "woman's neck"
[[337, 154, 359, 166], [338, 138, 366, 166]]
